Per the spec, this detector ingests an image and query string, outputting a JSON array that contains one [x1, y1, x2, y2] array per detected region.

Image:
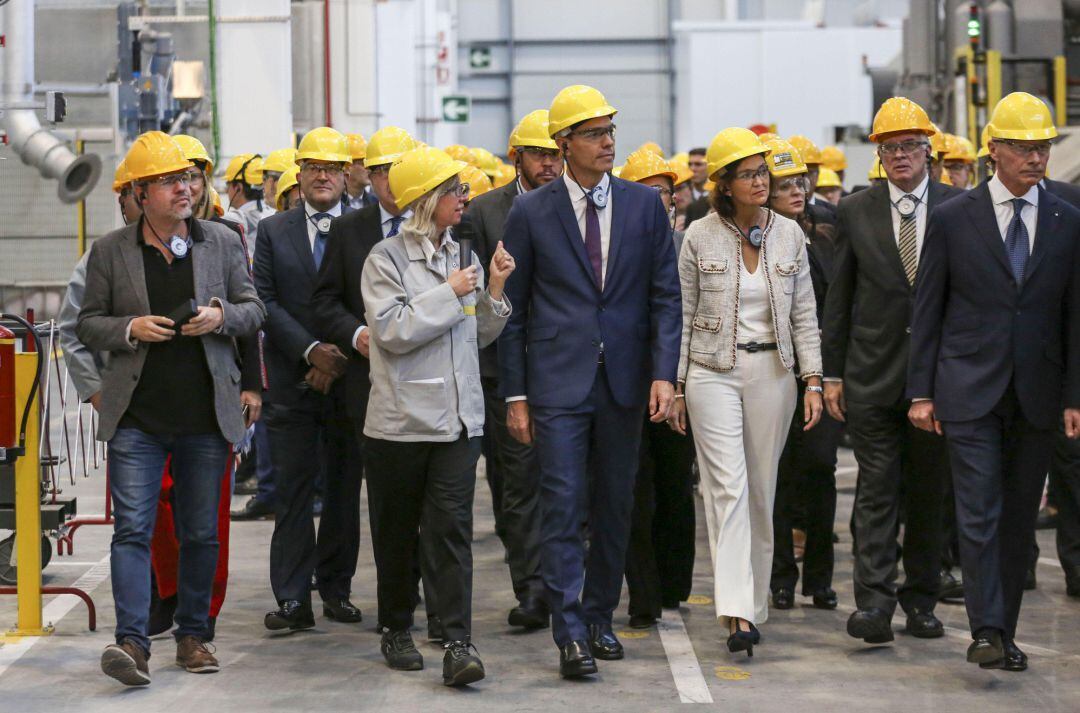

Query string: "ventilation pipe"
[[0, 0, 101, 204]]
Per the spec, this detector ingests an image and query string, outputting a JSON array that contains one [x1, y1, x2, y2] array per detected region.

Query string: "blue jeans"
[[108, 428, 229, 653], [253, 419, 276, 505]]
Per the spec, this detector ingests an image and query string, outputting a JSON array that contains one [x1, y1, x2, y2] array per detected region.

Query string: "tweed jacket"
[[677, 210, 822, 381]]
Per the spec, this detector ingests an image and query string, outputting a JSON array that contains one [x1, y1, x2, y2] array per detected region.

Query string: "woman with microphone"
[[360, 146, 515, 687], [669, 128, 822, 657]]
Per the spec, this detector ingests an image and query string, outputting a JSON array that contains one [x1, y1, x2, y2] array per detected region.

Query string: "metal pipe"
[[0, 0, 101, 204]]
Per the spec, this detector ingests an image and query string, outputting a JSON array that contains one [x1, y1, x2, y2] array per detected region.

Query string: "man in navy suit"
[[499, 85, 682, 678], [253, 128, 363, 632], [908, 93, 1080, 672]]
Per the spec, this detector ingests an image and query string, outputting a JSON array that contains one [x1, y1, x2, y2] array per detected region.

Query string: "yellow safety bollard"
[[9, 351, 51, 637]]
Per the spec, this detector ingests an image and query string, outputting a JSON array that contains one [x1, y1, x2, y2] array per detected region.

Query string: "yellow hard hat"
[[868, 155, 887, 180], [460, 165, 494, 201], [471, 147, 500, 178], [112, 158, 131, 193], [295, 127, 351, 164], [763, 139, 808, 178], [638, 141, 665, 157], [787, 135, 822, 165], [508, 110, 558, 157], [173, 134, 214, 174], [262, 148, 297, 174], [494, 163, 516, 189], [929, 124, 948, 159], [388, 146, 469, 211], [346, 133, 367, 162], [987, 91, 1058, 141], [977, 124, 992, 159], [757, 132, 780, 143], [943, 134, 976, 163], [619, 148, 678, 184], [870, 96, 935, 142], [365, 126, 417, 168], [224, 153, 264, 185], [275, 165, 301, 211], [667, 153, 693, 186], [706, 127, 769, 180], [820, 145, 847, 171], [209, 185, 224, 217], [125, 131, 194, 182], [547, 85, 617, 138], [444, 144, 479, 167], [816, 167, 842, 189]]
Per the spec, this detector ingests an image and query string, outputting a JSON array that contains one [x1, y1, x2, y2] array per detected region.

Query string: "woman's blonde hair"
[[402, 175, 459, 240], [192, 173, 215, 220]]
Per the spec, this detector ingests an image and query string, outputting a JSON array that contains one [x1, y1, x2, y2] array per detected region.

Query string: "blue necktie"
[[1005, 198, 1029, 285], [312, 212, 330, 270], [387, 215, 404, 238]]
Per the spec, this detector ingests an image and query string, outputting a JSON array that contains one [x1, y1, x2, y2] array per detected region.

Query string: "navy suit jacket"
[[253, 204, 351, 405], [907, 182, 1080, 428], [498, 176, 682, 409]]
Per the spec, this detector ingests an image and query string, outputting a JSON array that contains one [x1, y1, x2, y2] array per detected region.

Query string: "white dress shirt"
[[988, 173, 1038, 253], [887, 174, 931, 258], [302, 200, 343, 363], [563, 171, 613, 289]]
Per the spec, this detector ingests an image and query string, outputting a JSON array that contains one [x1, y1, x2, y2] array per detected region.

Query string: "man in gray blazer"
[[76, 131, 264, 686], [458, 110, 562, 630]]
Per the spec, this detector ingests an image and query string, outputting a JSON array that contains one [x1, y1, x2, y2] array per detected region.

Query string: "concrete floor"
[[2, 439, 1079, 711]]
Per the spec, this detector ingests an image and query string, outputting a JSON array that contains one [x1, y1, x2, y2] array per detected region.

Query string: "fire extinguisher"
[[0, 314, 43, 464]]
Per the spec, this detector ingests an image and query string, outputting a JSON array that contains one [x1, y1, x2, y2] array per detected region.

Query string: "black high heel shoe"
[[727, 619, 759, 657]]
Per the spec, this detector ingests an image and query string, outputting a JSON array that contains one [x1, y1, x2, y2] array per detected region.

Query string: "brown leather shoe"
[[175, 635, 220, 674], [101, 639, 151, 686]]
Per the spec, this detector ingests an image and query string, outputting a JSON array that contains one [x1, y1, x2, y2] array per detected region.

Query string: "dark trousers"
[[1050, 430, 1080, 575], [267, 389, 362, 603], [846, 398, 944, 616], [943, 385, 1054, 637], [366, 434, 481, 643], [532, 365, 645, 647], [481, 377, 544, 603], [772, 385, 841, 594], [625, 418, 696, 618]]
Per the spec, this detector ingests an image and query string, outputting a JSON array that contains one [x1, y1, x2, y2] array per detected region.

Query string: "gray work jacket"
[[361, 227, 510, 442]]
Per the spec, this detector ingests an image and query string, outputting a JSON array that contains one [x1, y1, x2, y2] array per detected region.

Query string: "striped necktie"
[[897, 197, 918, 285]]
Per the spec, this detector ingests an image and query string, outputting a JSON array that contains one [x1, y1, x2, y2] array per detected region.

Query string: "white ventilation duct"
[[0, 0, 101, 203]]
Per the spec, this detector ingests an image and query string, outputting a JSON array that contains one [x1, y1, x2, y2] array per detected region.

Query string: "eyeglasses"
[[368, 165, 390, 176], [149, 173, 193, 188], [733, 166, 770, 183], [184, 169, 206, 183], [772, 177, 807, 195], [569, 124, 617, 142], [439, 183, 469, 199], [649, 185, 673, 198], [992, 139, 1052, 157], [878, 139, 929, 157], [519, 147, 562, 160], [301, 163, 345, 177]]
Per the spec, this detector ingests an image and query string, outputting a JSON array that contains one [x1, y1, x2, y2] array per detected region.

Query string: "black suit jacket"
[[907, 183, 1080, 427], [683, 195, 711, 228], [1044, 178, 1080, 209], [461, 181, 519, 378], [212, 215, 263, 393], [821, 179, 966, 405], [311, 202, 384, 420]]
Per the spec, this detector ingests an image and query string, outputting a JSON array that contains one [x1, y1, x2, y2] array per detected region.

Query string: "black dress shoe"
[[230, 497, 274, 521], [905, 609, 944, 638], [980, 637, 1027, 671], [939, 568, 965, 600], [381, 629, 423, 671], [628, 614, 656, 629], [560, 640, 598, 678], [967, 627, 1004, 665], [810, 587, 838, 610], [507, 596, 549, 630], [772, 588, 794, 610], [588, 624, 624, 660], [442, 640, 485, 686], [234, 475, 258, 496], [322, 598, 363, 623], [846, 608, 894, 644], [264, 600, 315, 632]]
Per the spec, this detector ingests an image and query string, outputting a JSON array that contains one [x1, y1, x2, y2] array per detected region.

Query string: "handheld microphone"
[[459, 236, 473, 270]]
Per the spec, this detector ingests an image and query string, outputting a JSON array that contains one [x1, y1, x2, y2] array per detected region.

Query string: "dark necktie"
[[312, 212, 330, 270], [1005, 197, 1029, 285], [387, 215, 404, 238], [585, 197, 603, 287]]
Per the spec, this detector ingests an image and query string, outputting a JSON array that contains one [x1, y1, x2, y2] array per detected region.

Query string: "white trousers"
[[685, 355, 797, 625]]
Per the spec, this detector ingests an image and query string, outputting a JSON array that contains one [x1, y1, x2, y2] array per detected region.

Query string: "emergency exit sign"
[[441, 95, 471, 124]]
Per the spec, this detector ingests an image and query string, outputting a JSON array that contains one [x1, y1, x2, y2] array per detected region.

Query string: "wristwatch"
[[805, 385, 824, 394]]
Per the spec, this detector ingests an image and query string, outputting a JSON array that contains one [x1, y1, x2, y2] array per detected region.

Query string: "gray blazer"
[[59, 251, 105, 402], [361, 227, 510, 442], [76, 220, 266, 443]]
